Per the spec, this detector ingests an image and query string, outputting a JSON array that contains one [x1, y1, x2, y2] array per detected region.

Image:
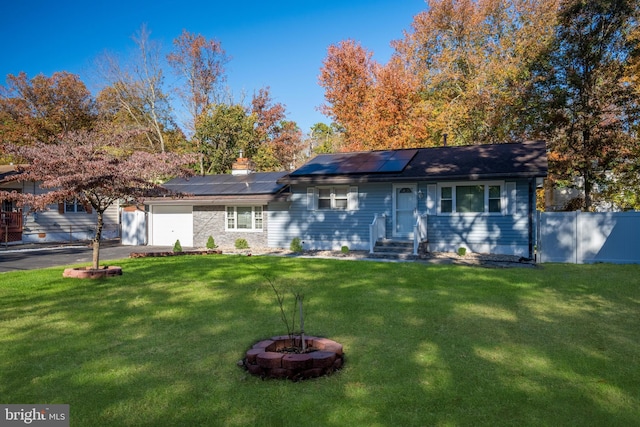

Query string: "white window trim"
[[307, 186, 358, 211], [225, 206, 263, 232], [437, 181, 507, 215], [65, 198, 86, 213], [318, 186, 348, 210]]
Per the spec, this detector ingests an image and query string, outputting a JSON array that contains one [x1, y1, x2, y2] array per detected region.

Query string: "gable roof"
[[281, 140, 547, 184]]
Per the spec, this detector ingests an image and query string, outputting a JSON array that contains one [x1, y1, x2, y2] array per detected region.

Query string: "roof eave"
[[281, 171, 547, 185], [144, 192, 290, 206]]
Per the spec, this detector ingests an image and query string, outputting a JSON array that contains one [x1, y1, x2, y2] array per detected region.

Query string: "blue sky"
[[1, 0, 427, 134]]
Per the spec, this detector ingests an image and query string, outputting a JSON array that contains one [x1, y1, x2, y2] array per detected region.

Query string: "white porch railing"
[[369, 214, 387, 254], [413, 214, 428, 255]]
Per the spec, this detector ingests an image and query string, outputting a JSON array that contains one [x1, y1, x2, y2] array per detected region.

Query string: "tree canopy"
[[194, 88, 303, 174], [0, 71, 96, 149], [1, 5, 639, 211], [528, 0, 639, 210], [318, 0, 639, 210], [0, 130, 195, 268]]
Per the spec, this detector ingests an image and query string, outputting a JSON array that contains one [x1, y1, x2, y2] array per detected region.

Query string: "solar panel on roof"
[[377, 159, 411, 172], [390, 150, 417, 160], [354, 161, 383, 172], [291, 149, 417, 176], [162, 171, 287, 196]]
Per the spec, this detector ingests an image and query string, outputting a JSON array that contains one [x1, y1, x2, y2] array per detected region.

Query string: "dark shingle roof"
[[162, 171, 289, 196], [280, 141, 547, 184]]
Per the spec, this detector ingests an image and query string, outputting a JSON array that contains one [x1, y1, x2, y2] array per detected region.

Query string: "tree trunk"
[[92, 210, 104, 269], [584, 172, 593, 212]]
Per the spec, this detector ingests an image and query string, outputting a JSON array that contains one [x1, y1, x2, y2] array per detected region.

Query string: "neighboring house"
[[545, 173, 628, 212], [147, 141, 547, 258], [0, 164, 24, 243], [0, 164, 120, 244]]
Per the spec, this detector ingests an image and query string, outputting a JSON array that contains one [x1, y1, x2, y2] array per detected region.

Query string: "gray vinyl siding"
[[422, 180, 532, 256], [22, 203, 120, 243], [268, 179, 534, 256], [268, 182, 392, 251]]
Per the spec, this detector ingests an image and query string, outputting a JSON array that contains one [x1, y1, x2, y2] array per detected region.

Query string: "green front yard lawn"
[[1, 256, 639, 426]]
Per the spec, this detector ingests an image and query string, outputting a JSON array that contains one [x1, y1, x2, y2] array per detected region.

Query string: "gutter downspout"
[[528, 178, 534, 260]]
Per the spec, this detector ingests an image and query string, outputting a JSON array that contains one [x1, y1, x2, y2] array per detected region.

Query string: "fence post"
[[574, 210, 580, 264], [536, 210, 540, 263]]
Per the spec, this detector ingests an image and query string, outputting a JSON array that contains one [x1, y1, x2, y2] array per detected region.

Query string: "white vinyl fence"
[[538, 211, 640, 264], [121, 209, 147, 245]]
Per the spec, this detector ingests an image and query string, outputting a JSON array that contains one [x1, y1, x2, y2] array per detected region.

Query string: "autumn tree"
[[529, 0, 639, 210], [254, 120, 303, 170], [167, 29, 228, 129], [612, 24, 640, 210], [318, 39, 376, 150], [251, 88, 303, 170], [167, 29, 229, 174], [308, 122, 344, 154], [0, 71, 96, 147], [195, 103, 256, 174], [0, 131, 194, 269], [394, 0, 559, 146], [320, 48, 427, 150], [95, 25, 173, 153], [319, 1, 560, 150], [364, 56, 428, 149]]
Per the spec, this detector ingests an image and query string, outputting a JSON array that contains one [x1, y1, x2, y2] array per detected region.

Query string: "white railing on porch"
[[369, 214, 387, 254], [413, 214, 428, 255]]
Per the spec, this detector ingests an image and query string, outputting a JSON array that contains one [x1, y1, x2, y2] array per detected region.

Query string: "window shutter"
[[348, 186, 358, 210], [58, 202, 64, 214], [426, 185, 437, 215], [307, 187, 316, 210], [85, 203, 93, 214], [506, 182, 516, 215]]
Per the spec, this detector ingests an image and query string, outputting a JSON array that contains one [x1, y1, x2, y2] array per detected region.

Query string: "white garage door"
[[150, 205, 193, 247]]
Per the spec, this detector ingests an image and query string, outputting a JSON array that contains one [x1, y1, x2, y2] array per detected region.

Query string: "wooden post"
[[298, 295, 306, 352]]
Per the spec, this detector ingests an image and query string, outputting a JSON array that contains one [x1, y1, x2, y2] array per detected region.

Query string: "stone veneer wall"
[[193, 205, 269, 249]]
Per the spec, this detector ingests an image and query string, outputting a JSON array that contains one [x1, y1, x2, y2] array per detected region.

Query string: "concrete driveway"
[[0, 241, 173, 273]]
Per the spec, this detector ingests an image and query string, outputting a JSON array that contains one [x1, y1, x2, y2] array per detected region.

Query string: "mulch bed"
[[129, 249, 222, 258]]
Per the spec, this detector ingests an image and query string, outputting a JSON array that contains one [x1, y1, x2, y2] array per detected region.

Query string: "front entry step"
[[371, 239, 417, 260]]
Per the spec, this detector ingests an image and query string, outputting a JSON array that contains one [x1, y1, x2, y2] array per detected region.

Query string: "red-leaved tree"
[[0, 130, 195, 269]]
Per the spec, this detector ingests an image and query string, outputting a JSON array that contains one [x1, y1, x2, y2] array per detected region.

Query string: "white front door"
[[394, 184, 417, 238]]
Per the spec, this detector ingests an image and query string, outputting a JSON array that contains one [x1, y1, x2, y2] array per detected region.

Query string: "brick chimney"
[[231, 150, 255, 175]]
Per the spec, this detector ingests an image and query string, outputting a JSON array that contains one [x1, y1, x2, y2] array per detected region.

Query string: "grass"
[[1, 255, 639, 426]]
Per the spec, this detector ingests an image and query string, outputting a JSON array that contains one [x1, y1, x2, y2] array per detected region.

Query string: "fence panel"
[[539, 212, 578, 263], [539, 211, 640, 264], [121, 210, 147, 245]]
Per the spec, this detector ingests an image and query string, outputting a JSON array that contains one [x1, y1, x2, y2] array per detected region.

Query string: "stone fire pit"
[[242, 335, 344, 381]]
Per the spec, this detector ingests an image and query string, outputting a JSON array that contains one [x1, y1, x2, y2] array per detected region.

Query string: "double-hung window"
[[317, 186, 348, 210], [226, 206, 263, 231], [439, 183, 504, 214], [63, 198, 88, 213], [310, 186, 357, 210]]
